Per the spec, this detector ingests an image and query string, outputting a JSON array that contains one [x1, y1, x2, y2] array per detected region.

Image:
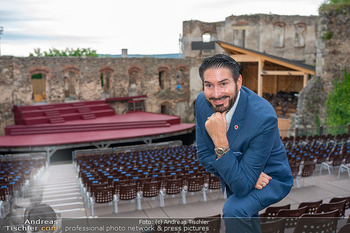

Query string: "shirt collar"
[[226, 90, 241, 131]]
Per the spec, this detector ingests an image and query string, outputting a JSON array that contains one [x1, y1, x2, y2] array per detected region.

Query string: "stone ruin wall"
[[0, 56, 200, 135], [182, 14, 318, 65], [290, 5, 350, 132]]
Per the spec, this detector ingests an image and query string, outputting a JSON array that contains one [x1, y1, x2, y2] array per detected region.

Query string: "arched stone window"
[[99, 67, 115, 98], [29, 68, 49, 103], [232, 26, 246, 48], [158, 66, 170, 91], [176, 70, 183, 91], [273, 22, 285, 48], [128, 66, 142, 96], [202, 33, 211, 42], [294, 22, 306, 48], [175, 65, 188, 92], [161, 103, 170, 115], [62, 66, 80, 100]]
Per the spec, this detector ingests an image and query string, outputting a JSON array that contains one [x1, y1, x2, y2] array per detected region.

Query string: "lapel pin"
[[234, 125, 238, 130]]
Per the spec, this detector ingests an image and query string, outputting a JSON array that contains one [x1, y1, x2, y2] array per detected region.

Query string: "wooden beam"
[[258, 59, 263, 97], [262, 70, 305, 76], [230, 54, 260, 62], [217, 41, 315, 75], [303, 73, 308, 87]]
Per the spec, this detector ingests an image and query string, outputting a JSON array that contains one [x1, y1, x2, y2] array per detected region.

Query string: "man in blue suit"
[[195, 54, 293, 232]]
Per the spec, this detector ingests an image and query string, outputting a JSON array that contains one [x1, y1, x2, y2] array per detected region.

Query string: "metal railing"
[[280, 124, 350, 138]]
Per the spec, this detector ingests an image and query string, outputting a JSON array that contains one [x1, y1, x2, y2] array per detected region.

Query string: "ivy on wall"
[[326, 69, 350, 128]]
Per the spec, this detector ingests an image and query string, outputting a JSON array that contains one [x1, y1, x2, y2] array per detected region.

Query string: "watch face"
[[216, 149, 224, 155]]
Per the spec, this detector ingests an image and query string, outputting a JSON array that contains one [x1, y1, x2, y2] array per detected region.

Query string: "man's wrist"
[[215, 146, 230, 158], [214, 139, 229, 149]]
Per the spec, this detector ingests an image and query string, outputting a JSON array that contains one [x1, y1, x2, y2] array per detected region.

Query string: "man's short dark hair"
[[199, 54, 241, 83]]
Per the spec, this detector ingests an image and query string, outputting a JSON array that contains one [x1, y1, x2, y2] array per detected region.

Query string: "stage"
[[0, 111, 195, 155]]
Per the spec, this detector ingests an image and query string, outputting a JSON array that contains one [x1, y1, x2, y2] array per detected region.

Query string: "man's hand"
[[205, 112, 229, 148], [255, 172, 272, 190]]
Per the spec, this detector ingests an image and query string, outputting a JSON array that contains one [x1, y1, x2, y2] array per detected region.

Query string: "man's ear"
[[237, 75, 242, 91]]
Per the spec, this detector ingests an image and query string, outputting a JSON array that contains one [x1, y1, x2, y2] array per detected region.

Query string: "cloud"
[[2, 31, 98, 44]]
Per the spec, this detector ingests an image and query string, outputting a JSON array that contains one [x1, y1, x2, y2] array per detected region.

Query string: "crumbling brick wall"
[[0, 56, 199, 135]]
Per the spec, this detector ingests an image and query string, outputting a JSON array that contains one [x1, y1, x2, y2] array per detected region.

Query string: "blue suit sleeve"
[[210, 116, 278, 197], [195, 95, 221, 178], [196, 123, 221, 177]]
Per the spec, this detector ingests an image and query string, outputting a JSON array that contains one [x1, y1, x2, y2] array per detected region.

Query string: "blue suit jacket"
[[195, 86, 293, 208]]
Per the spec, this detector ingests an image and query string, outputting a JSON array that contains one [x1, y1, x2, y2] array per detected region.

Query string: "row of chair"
[[0, 158, 46, 201], [0, 158, 46, 218], [260, 197, 350, 232], [80, 174, 221, 216], [261, 211, 349, 233], [74, 145, 223, 216], [283, 133, 349, 147]]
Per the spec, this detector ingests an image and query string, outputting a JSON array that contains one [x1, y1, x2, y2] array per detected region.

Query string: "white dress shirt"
[[226, 91, 241, 131]]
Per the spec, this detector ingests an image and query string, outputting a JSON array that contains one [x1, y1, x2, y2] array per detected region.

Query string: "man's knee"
[[223, 199, 248, 217]]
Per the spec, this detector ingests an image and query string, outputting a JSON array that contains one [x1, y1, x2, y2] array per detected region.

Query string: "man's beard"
[[207, 88, 238, 113]]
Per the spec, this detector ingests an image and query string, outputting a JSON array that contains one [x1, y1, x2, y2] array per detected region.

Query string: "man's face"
[[203, 67, 242, 113]]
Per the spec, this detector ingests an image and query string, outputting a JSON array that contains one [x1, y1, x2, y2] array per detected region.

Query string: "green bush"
[[326, 69, 350, 132]]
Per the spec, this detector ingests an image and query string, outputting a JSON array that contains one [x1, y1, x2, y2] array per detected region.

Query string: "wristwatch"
[[214, 146, 230, 158]]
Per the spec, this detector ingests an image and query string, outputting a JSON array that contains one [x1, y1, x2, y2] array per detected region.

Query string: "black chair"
[[183, 176, 207, 204], [193, 214, 221, 233], [260, 204, 290, 223], [114, 184, 141, 213], [293, 209, 339, 233], [208, 175, 222, 199], [298, 200, 322, 214], [338, 224, 350, 233], [329, 196, 350, 210], [295, 163, 315, 188], [164, 179, 186, 205], [140, 181, 163, 208], [89, 186, 116, 217], [277, 206, 308, 229], [260, 218, 285, 233], [316, 200, 346, 217]]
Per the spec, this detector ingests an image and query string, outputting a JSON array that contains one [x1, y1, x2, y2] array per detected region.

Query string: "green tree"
[[326, 0, 350, 4], [326, 70, 350, 131], [29, 47, 98, 57]]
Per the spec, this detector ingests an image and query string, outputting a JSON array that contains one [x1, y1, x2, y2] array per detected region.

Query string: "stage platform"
[[0, 111, 195, 151]]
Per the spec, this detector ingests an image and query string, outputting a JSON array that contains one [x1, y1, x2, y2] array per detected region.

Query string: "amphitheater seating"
[[73, 132, 350, 221], [0, 157, 46, 211], [263, 91, 298, 117], [76, 145, 211, 216]]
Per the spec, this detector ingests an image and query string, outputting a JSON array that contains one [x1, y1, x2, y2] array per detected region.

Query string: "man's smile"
[[210, 96, 229, 106]]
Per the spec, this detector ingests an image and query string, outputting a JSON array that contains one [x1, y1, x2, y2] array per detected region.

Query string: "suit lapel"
[[227, 88, 248, 146]]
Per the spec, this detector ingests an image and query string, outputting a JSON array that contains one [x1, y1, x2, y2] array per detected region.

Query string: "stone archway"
[[62, 66, 80, 100], [99, 67, 115, 99], [128, 66, 142, 96], [29, 68, 49, 103]]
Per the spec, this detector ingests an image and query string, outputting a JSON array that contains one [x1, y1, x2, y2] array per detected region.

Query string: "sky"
[[0, 0, 325, 57]]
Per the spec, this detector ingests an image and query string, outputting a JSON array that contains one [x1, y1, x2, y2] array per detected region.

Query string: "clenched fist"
[[205, 112, 229, 148]]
